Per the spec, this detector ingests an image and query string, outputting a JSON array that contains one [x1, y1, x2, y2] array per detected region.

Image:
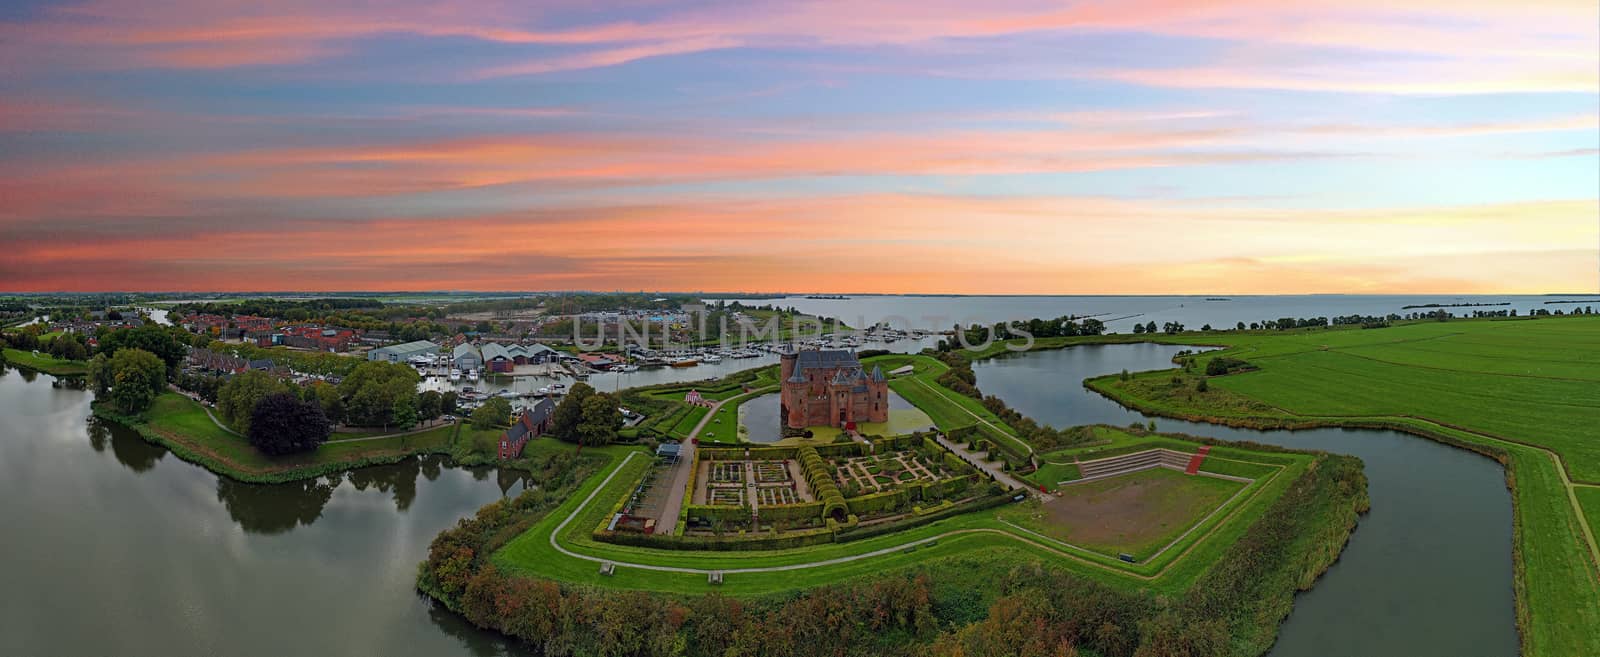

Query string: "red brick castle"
[[779, 349, 889, 431]]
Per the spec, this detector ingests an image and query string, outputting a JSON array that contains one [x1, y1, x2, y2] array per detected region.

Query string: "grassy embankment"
[[1079, 316, 1600, 657], [490, 427, 1317, 598], [2, 348, 88, 376], [94, 392, 462, 483]]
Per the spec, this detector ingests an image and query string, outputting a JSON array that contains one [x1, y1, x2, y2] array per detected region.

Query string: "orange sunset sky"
[[1, 0, 1596, 293]]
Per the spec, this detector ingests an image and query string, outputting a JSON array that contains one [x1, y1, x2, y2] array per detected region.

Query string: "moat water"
[[972, 344, 1518, 657], [0, 339, 1517, 656]]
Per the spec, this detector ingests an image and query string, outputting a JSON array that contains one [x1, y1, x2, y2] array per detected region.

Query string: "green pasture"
[[1084, 316, 1600, 657]]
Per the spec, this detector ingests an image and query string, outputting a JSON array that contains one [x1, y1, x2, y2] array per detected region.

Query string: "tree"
[[86, 353, 110, 395], [475, 320, 493, 334], [576, 392, 622, 447], [1132, 323, 1146, 334], [1144, 321, 1157, 334], [1196, 377, 1209, 392], [337, 360, 421, 427], [308, 382, 345, 425], [472, 397, 513, 429], [247, 392, 331, 456], [392, 393, 419, 430], [419, 390, 443, 422], [217, 370, 292, 433], [550, 382, 595, 442], [96, 323, 187, 371], [102, 347, 166, 414], [441, 391, 459, 415]]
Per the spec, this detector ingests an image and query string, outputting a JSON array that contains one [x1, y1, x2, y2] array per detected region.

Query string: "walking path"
[[935, 434, 1051, 501], [909, 376, 1035, 465], [651, 397, 730, 534], [541, 450, 1277, 582]]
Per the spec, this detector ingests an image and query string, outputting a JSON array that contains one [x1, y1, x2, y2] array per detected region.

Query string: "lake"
[[0, 367, 531, 657], [709, 293, 1586, 335]]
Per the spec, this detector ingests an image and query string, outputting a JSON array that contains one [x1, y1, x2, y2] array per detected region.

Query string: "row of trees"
[[211, 360, 459, 456], [936, 316, 1107, 352], [467, 382, 627, 446]]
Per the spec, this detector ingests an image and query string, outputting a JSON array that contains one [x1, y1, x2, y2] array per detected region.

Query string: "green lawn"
[[491, 431, 1314, 597], [667, 405, 709, 439], [3, 348, 88, 376], [880, 354, 1031, 461], [103, 393, 458, 482], [1577, 487, 1600, 560], [1085, 316, 1600, 657]]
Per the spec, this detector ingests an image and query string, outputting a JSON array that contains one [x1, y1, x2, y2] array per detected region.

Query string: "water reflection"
[[217, 475, 338, 534], [426, 601, 533, 657], [105, 419, 165, 472], [0, 367, 540, 656], [349, 458, 423, 511]]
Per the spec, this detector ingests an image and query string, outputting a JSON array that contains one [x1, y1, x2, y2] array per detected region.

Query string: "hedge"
[[598, 525, 836, 551], [844, 488, 908, 516], [757, 501, 825, 522], [835, 491, 1016, 543], [798, 447, 849, 521], [685, 504, 751, 524]]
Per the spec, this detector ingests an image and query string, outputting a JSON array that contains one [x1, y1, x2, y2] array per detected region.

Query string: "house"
[[368, 340, 440, 362], [280, 325, 360, 352], [576, 352, 620, 369], [248, 358, 275, 371], [499, 398, 557, 459], [188, 348, 246, 374], [778, 349, 888, 430]]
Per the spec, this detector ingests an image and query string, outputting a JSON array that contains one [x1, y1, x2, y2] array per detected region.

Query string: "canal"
[[971, 344, 1518, 657]]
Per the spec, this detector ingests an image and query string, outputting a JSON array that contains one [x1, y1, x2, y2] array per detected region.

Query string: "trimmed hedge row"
[[835, 488, 1014, 543], [685, 504, 749, 524], [845, 488, 908, 516], [596, 525, 836, 551], [758, 501, 825, 522], [798, 447, 848, 521]]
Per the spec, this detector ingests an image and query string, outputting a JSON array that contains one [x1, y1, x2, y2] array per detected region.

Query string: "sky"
[[1, 0, 1597, 294]]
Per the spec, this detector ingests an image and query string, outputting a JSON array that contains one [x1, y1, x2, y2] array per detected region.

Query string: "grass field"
[[1084, 316, 1600, 657], [667, 404, 710, 439], [99, 393, 459, 482], [3, 348, 87, 376], [879, 354, 1032, 460], [1001, 467, 1246, 558], [491, 430, 1313, 598]]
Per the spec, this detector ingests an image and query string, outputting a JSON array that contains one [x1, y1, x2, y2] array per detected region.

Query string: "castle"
[[779, 349, 889, 431]]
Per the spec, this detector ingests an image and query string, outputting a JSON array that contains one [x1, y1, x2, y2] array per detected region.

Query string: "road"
[[650, 399, 727, 535]]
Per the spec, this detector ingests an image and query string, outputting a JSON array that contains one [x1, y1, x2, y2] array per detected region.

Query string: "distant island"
[[1205, 297, 1232, 301], [1401, 302, 1510, 309], [804, 294, 850, 299], [1543, 299, 1600, 305]]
